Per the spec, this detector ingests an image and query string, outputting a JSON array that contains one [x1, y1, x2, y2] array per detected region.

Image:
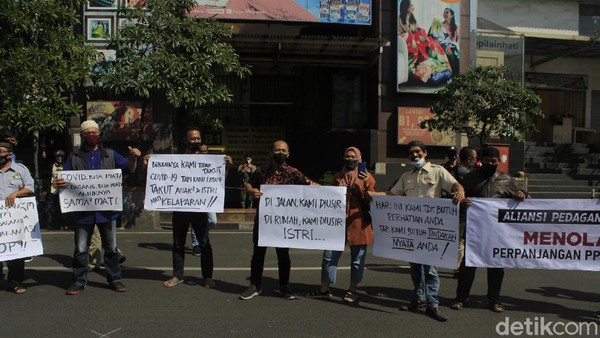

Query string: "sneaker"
[[425, 306, 448, 322], [277, 285, 297, 300], [119, 255, 127, 264], [163, 276, 183, 288], [201, 278, 216, 288], [306, 288, 332, 299], [192, 246, 201, 257], [24, 257, 33, 263], [110, 281, 127, 293], [239, 285, 261, 300], [400, 299, 426, 311], [65, 284, 84, 295]]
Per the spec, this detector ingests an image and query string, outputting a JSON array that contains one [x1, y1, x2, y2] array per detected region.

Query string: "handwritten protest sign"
[[467, 198, 600, 271], [144, 154, 225, 212], [0, 197, 43, 262], [258, 185, 346, 251], [58, 169, 123, 213], [371, 195, 459, 269]]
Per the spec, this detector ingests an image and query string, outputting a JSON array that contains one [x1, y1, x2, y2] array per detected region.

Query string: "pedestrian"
[[239, 140, 318, 300], [46, 150, 65, 230], [53, 119, 141, 295], [189, 143, 217, 259], [450, 146, 526, 313], [370, 140, 464, 321], [163, 129, 215, 288], [0, 142, 34, 294], [306, 146, 375, 303], [238, 154, 256, 208]]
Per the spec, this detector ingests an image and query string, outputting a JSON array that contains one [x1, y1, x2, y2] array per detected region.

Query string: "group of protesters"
[[1, 121, 598, 321]]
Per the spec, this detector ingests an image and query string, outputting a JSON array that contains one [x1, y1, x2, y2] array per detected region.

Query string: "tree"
[[419, 65, 543, 143], [0, 0, 95, 133], [97, 0, 250, 119]]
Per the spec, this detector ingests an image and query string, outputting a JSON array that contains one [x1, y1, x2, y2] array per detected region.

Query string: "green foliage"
[[419, 65, 543, 142], [96, 0, 250, 111], [0, 0, 96, 133]]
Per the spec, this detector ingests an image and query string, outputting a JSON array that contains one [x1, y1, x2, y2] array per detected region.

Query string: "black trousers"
[[171, 212, 213, 280], [2, 259, 25, 288], [249, 220, 290, 290], [455, 257, 504, 304]]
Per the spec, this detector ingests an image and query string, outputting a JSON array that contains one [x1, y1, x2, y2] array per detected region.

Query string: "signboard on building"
[[190, 0, 372, 25], [476, 34, 524, 84], [86, 101, 152, 141], [397, 107, 454, 146], [525, 72, 588, 90], [397, 0, 460, 93]]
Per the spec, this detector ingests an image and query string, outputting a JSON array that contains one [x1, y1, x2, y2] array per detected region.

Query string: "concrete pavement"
[[1, 229, 598, 337]]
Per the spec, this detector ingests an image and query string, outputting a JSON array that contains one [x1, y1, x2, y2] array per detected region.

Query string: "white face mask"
[[410, 157, 425, 169], [246, 159, 252, 164]]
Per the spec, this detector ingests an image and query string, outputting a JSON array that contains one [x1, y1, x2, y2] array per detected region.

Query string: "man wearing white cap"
[[54, 119, 141, 295]]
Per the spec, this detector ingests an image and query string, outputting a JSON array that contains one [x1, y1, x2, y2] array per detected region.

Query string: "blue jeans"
[[72, 221, 121, 286], [321, 245, 367, 285], [409, 263, 440, 306]]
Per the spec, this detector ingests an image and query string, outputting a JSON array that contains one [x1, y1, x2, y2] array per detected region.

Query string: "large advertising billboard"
[[397, 107, 454, 146], [190, 0, 371, 25], [397, 0, 460, 93]]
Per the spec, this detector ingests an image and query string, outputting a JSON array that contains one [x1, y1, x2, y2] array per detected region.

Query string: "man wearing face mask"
[[371, 140, 464, 321], [238, 154, 256, 208], [0, 142, 34, 294], [239, 140, 318, 301], [163, 128, 215, 289], [450, 146, 526, 314], [54, 119, 141, 295]]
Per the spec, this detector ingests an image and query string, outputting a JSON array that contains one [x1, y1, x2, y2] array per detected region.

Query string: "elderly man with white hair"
[[54, 119, 141, 295]]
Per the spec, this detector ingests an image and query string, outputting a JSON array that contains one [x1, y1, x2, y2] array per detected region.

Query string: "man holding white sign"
[[239, 140, 318, 301], [370, 140, 464, 322], [54, 119, 140, 295], [161, 128, 217, 289], [451, 147, 526, 314], [0, 141, 35, 294]]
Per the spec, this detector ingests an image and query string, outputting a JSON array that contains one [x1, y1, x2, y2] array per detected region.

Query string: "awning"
[[478, 17, 600, 67], [226, 34, 390, 67]]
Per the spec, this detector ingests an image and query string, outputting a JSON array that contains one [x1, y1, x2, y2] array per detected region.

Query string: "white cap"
[[81, 119, 99, 131]]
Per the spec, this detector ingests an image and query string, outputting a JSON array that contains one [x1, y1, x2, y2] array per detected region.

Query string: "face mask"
[[344, 159, 358, 170], [410, 157, 425, 169], [83, 134, 99, 148], [187, 143, 201, 152], [246, 159, 252, 164], [466, 162, 475, 169], [481, 164, 498, 177], [0, 155, 10, 166], [272, 153, 287, 164]]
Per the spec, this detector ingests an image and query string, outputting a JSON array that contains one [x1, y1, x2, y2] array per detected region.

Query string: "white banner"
[[372, 195, 459, 269], [144, 154, 226, 212], [58, 169, 123, 213], [258, 185, 346, 251], [0, 197, 44, 262], [466, 198, 600, 271]]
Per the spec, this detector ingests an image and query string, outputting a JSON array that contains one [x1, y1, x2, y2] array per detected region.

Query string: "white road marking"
[[90, 328, 122, 337]]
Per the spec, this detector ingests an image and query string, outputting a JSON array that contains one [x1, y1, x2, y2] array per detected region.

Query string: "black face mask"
[[481, 164, 497, 177], [187, 143, 201, 152], [344, 159, 358, 170], [0, 155, 9, 166], [272, 153, 287, 164]]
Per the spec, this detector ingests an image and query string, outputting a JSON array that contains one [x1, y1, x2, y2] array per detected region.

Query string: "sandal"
[[162, 276, 183, 288], [12, 286, 26, 294], [449, 301, 463, 310], [342, 290, 357, 303], [305, 288, 332, 299], [489, 303, 505, 313]]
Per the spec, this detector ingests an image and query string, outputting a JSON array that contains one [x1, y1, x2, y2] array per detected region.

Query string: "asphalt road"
[[1, 230, 598, 337]]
